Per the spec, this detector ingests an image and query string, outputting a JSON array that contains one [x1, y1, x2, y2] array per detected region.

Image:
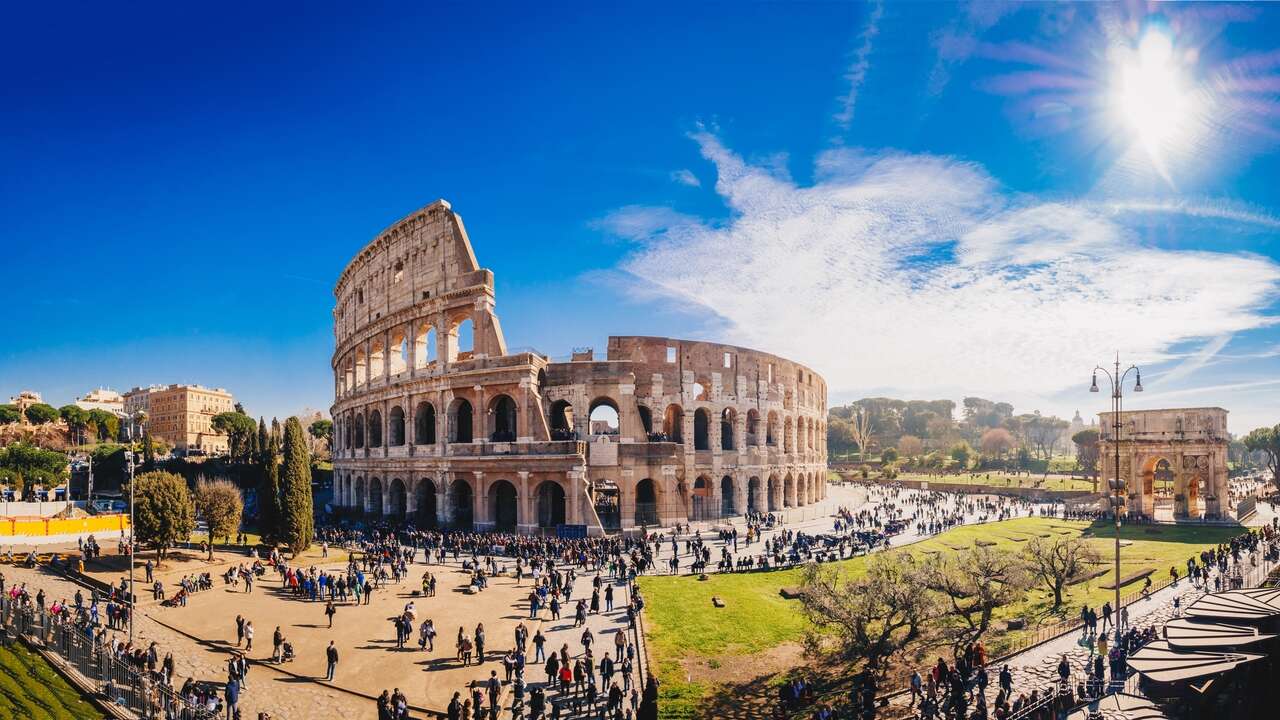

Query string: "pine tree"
[[279, 416, 314, 555], [257, 418, 269, 462], [142, 428, 155, 467], [256, 417, 282, 544]]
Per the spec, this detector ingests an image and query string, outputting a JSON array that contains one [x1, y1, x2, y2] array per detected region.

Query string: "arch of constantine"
[[1098, 407, 1229, 520], [329, 199, 828, 535]]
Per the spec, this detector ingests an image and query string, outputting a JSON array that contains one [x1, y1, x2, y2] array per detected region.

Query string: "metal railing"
[[0, 596, 225, 720]]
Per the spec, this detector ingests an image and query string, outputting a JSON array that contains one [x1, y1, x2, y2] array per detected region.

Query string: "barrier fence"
[[0, 596, 224, 720]]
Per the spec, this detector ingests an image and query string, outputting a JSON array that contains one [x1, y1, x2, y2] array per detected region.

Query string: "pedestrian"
[[245, 621, 255, 651], [326, 641, 339, 681], [325, 600, 336, 628], [224, 677, 240, 720]]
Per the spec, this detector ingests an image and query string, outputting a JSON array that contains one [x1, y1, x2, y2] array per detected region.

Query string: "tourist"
[[326, 640, 339, 681]]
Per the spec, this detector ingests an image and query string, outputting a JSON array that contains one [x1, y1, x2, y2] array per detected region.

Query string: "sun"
[[1110, 29, 1200, 171]]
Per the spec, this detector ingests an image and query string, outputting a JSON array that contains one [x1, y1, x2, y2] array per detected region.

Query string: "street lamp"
[[1090, 354, 1142, 646]]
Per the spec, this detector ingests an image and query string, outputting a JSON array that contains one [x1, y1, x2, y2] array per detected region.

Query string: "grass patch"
[[639, 517, 1239, 717], [0, 642, 100, 720], [896, 472, 1097, 492]]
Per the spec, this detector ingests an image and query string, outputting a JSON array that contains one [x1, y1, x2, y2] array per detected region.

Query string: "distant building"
[[7, 390, 43, 424], [74, 387, 125, 415], [126, 384, 235, 454]]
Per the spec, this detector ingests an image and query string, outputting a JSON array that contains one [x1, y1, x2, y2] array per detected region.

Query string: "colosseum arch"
[[637, 405, 653, 436], [783, 418, 794, 453], [355, 348, 368, 387], [415, 478, 437, 527], [720, 408, 736, 450], [370, 338, 385, 382], [388, 478, 407, 518], [353, 476, 365, 511], [490, 479, 518, 531], [635, 478, 659, 526], [368, 477, 384, 515], [389, 406, 406, 446], [693, 409, 711, 451], [414, 402, 436, 444], [720, 475, 736, 516], [588, 397, 620, 436], [797, 474, 808, 506], [536, 480, 566, 528], [367, 409, 383, 448], [784, 473, 796, 507], [450, 398, 474, 443], [662, 405, 683, 443], [354, 412, 365, 448], [414, 325, 437, 369], [450, 478, 474, 529], [489, 394, 518, 441], [389, 328, 408, 376], [766, 411, 779, 446], [747, 476, 761, 512], [767, 474, 780, 511], [746, 410, 760, 447], [691, 476, 711, 520], [549, 400, 574, 439]]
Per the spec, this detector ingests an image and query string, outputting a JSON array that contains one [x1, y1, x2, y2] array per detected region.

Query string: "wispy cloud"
[[834, 1, 884, 130], [1154, 334, 1233, 386], [670, 168, 701, 188], [928, 1, 1018, 96], [590, 205, 700, 243], [1145, 377, 1280, 401], [610, 133, 1280, 401]]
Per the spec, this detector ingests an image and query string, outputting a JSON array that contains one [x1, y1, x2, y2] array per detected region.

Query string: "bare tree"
[[898, 434, 924, 459], [849, 408, 874, 462], [194, 479, 244, 560], [979, 428, 1015, 459], [799, 554, 936, 678], [1024, 535, 1101, 610], [922, 546, 1031, 653]]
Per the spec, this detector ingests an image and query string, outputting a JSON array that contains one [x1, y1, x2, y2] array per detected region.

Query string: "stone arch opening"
[[414, 402, 436, 444], [389, 328, 408, 375], [389, 406, 406, 446], [368, 477, 384, 515], [721, 408, 736, 451], [549, 400, 574, 439], [452, 318, 474, 361], [767, 411, 779, 446], [784, 473, 795, 507], [767, 475, 779, 511], [637, 405, 653, 436], [353, 476, 365, 511], [490, 480, 518, 531], [720, 475, 735, 516], [784, 418, 794, 453], [388, 478, 407, 519], [414, 326, 437, 368], [490, 395, 518, 441], [635, 478, 659, 526], [748, 476, 761, 512], [662, 405, 683, 443], [589, 397, 620, 436], [368, 409, 383, 448], [693, 409, 710, 451], [450, 479, 473, 529], [536, 480, 566, 528], [451, 399, 473, 443], [416, 478, 437, 528], [370, 339, 385, 381], [691, 476, 711, 521], [354, 412, 365, 448], [746, 410, 760, 446]]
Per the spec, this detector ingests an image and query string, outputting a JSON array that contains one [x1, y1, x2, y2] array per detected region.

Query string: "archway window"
[[388, 478, 407, 518], [693, 409, 710, 450], [368, 478, 384, 515], [720, 476, 735, 516], [355, 350, 368, 387], [490, 395, 518, 441], [536, 481, 566, 528], [589, 398, 620, 436], [453, 400, 474, 443], [414, 326, 437, 369], [662, 405, 683, 443], [389, 329, 408, 375], [549, 400, 575, 440], [450, 479, 473, 529], [370, 340, 385, 381], [638, 405, 653, 437], [416, 479, 437, 528], [721, 408, 736, 451], [746, 410, 760, 447], [490, 480, 518, 531], [368, 409, 383, 448], [389, 406, 405, 446], [414, 402, 436, 444], [635, 479, 658, 526], [748, 477, 760, 512], [450, 318, 474, 362], [354, 413, 365, 449]]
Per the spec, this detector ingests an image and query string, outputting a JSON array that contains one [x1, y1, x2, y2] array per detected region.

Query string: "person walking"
[[235, 615, 245, 646], [325, 600, 336, 628], [326, 641, 339, 681], [245, 621, 255, 651], [224, 677, 240, 720]]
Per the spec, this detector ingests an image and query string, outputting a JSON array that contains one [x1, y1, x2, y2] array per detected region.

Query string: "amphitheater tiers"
[[330, 200, 828, 536]]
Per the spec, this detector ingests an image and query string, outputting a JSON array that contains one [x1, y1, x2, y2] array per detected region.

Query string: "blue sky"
[[4, 2, 1280, 432]]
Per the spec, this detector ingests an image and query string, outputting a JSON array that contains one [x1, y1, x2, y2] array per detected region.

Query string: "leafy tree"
[[1024, 535, 1101, 610], [211, 411, 257, 462], [897, 435, 924, 459], [0, 405, 20, 425], [799, 554, 935, 679], [308, 418, 333, 451], [127, 471, 195, 562], [279, 417, 313, 554], [0, 443, 69, 492], [979, 427, 1015, 459], [880, 447, 899, 463], [194, 479, 244, 559], [87, 409, 119, 442], [1243, 425, 1280, 490], [1072, 429, 1101, 489], [257, 419, 282, 542], [949, 441, 974, 468], [257, 418, 269, 462], [59, 405, 91, 445], [142, 428, 156, 466], [24, 403, 59, 425], [922, 546, 1031, 653]]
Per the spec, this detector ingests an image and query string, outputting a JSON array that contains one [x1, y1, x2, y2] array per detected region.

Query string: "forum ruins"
[[330, 199, 829, 535]]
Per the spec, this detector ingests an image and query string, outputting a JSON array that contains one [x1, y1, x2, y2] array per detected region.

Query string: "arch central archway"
[[452, 399, 473, 443], [720, 475, 736, 516], [490, 480, 518, 531], [536, 481, 566, 528], [490, 395, 517, 442], [635, 478, 658, 526], [368, 477, 384, 515], [693, 409, 710, 450], [747, 476, 761, 512], [388, 478, 407, 519]]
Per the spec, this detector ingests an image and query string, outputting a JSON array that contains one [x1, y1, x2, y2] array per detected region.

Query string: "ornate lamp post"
[[1091, 354, 1142, 646]]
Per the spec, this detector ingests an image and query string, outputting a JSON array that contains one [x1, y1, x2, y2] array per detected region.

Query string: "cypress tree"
[[142, 428, 155, 467], [280, 416, 314, 555], [256, 417, 281, 543]]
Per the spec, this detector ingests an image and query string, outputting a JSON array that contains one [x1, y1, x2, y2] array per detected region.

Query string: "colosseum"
[[330, 200, 828, 535]]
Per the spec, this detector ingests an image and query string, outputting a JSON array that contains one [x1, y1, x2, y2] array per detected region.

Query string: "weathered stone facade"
[[330, 200, 828, 535], [1098, 407, 1229, 520]]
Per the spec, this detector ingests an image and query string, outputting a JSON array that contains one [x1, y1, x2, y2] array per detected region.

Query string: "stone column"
[[734, 472, 748, 516], [568, 468, 585, 525], [474, 385, 486, 443], [518, 472, 533, 531]]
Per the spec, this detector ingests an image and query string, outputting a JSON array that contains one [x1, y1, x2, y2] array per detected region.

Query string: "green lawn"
[[638, 517, 1239, 718], [0, 642, 100, 720], [894, 472, 1097, 492]]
